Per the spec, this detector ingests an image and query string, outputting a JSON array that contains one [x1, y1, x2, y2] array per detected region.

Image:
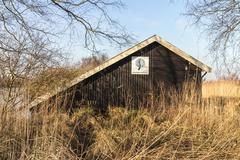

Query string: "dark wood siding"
[[72, 42, 202, 109]]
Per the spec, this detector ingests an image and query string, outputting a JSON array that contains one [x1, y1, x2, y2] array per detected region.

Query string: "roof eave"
[[153, 35, 211, 72]]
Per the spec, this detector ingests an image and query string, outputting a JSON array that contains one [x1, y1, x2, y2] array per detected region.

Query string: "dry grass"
[[25, 55, 107, 100], [202, 80, 240, 98], [26, 67, 88, 100], [1, 84, 240, 159]]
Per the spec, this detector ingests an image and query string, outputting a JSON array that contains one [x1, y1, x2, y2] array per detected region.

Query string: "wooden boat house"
[[29, 35, 211, 111]]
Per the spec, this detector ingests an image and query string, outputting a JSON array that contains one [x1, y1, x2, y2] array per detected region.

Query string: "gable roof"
[[28, 35, 211, 109]]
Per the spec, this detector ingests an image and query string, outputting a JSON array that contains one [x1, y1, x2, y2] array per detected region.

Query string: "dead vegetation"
[[25, 54, 108, 101], [1, 81, 240, 159], [202, 80, 240, 98]]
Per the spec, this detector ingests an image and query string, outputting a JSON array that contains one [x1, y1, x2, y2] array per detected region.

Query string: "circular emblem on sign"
[[135, 58, 145, 70]]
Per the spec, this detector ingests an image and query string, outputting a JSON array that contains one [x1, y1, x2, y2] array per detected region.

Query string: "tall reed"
[[1, 83, 240, 159]]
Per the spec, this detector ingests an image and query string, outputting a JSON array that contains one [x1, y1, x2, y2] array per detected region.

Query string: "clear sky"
[[67, 1, 214, 79]]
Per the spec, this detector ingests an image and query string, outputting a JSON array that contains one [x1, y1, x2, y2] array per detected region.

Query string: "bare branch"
[[185, 0, 240, 76]]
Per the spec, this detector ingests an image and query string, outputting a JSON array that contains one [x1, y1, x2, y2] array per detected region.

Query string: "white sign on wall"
[[131, 56, 149, 75]]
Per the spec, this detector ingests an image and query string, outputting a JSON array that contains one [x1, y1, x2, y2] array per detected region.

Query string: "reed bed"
[[202, 80, 240, 98], [1, 83, 240, 160]]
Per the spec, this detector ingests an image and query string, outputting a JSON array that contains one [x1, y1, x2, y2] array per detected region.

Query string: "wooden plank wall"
[[73, 42, 202, 109]]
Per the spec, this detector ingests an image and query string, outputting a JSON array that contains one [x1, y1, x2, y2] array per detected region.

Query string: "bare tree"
[[185, 0, 240, 76], [0, 0, 132, 53], [0, 36, 60, 105], [79, 53, 108, 68], [0, 0, 132, 90], [0, 0, 132, 114]]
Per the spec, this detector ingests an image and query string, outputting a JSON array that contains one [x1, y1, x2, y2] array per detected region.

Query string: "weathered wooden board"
[[71, 42, 202, 109], [29, 35, 208, 110]]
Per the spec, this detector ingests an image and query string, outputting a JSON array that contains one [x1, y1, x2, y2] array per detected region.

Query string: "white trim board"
[[28, 35, 211, 109]]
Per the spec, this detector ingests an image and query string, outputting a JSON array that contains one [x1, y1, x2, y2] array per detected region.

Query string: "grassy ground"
[[1, 84, 240, 160]]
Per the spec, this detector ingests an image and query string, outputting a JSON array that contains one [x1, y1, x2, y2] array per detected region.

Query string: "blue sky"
[[67, 1, 214, 79]]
